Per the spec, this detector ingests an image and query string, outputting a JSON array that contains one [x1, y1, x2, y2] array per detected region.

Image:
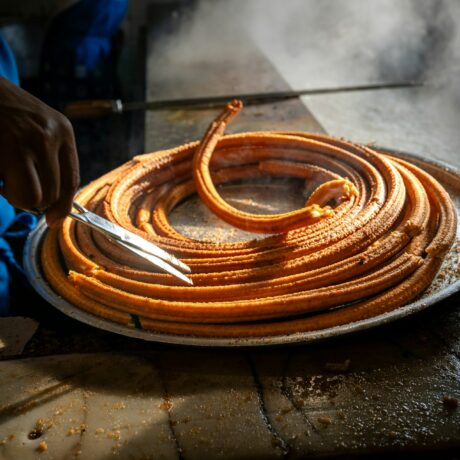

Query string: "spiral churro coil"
[[41, 101, 456, 338]]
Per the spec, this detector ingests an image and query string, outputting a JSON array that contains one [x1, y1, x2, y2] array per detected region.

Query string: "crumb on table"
[[36, 441, 48, 453]]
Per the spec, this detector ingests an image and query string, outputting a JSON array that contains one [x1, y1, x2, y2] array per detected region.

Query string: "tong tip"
[[180, 273, 194, 286]]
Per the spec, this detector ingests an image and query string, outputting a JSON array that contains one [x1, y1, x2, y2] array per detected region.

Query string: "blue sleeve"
[[44, 0, 128, 72], [0, 32, 19, 85], [0, 37, 37, 315], [0, 196, 37, 316]]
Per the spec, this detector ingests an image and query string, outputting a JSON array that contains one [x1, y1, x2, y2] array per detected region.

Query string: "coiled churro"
[[40, 101, 457, 338]]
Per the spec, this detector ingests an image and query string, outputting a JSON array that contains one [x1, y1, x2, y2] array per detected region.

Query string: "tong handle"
[[64, 99, 123, 119], [70, 208, 122, 242]]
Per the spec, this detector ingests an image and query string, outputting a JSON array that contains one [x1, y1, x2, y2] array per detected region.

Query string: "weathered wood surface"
[[0, 2, 459, 459], [0, 314, 460, 459]]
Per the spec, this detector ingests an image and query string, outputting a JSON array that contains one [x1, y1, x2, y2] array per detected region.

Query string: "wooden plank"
[[0, 336, 459, 459]]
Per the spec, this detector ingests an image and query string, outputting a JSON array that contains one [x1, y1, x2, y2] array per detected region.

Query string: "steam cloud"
[[151, 0, 460, 164]]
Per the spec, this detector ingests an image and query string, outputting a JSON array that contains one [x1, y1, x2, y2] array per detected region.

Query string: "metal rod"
[[64, 81, 424, 118], [131, 81, 424, 111]]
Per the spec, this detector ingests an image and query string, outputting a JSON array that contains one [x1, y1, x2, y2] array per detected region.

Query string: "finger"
[[3, 157, 42, 211], [34, 144, 60, 209], [45, 137, 80, 228]]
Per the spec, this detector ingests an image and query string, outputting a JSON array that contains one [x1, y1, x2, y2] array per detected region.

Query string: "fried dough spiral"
[[41, 101, 457, 338]]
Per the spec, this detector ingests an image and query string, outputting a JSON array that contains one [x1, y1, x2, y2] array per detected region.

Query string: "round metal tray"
[[23, 149, 460, 347]]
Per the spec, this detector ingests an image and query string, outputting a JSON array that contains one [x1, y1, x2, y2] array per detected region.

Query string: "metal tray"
[[23, 149, 460, 347]]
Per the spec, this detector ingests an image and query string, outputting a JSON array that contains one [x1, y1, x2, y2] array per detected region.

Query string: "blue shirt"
[[0, 33, 34, 314], [0, 32, 19, 84]]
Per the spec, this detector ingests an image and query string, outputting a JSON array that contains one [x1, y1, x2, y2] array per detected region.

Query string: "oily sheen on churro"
[[41, 101, 456, 338]]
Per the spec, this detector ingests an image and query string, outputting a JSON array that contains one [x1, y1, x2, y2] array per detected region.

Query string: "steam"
[[151, 0, 460, 164]]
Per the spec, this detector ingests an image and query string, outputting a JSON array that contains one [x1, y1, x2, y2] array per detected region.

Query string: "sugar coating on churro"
[[40, 101, 457, 338]]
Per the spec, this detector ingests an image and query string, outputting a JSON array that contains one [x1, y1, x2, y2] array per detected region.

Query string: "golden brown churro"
[[40, 101, 457, 338]]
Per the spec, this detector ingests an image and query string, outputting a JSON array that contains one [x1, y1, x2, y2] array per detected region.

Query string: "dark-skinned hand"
[[0, 77, 79, 228]]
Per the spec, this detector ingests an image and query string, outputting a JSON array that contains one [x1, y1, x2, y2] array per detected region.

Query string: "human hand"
[[0, 77, 79, 227]]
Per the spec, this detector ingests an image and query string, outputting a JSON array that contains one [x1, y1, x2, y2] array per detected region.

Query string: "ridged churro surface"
[[40, 101, 457, 338]]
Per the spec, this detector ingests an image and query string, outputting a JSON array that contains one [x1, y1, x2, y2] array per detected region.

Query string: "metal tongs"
[[70, 202, 193, 285]]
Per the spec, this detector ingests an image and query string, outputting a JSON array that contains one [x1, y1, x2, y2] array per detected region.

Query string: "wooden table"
[[0, 2, 459, 459]]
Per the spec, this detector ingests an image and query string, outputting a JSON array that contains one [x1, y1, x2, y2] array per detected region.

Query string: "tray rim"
[[23, 148, 460, 347]]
